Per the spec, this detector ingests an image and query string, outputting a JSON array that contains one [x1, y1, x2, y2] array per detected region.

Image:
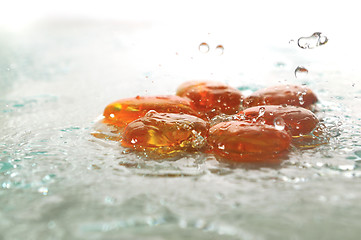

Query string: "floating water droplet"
[[199, 42, 210, 53], [295, 66, 309, 78], [274, 117, 286, 131], [215, 45, 224, 55], [297, 32, 328, 49]]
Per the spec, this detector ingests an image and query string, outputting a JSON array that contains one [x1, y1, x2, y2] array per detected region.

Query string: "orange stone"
[[121, 111, 209, 158], [176, 81, 243, 119], [208, 121, 291, 162], [243, 85, 318, 110], [102, 95, 199, 128], [238, 105, 319, 137]]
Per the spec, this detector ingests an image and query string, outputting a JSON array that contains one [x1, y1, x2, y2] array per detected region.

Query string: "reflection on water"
[[1, 20, 361, 240]]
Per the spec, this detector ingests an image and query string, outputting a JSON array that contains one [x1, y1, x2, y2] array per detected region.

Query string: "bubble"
[[274, 117, 286, 131], [199, 42, 210, 53], [215, 45, 224, 55], [295, 66, 309, 78], [297, 32, 328, 49]]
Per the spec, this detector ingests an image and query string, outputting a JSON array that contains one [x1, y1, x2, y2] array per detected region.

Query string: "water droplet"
[[131, 138, 138, 144], [215, 45, 224, 55], [274, 117, 285, 131], [295, 66, 309, 78], [38, 186, 49, 195], [199, 42, 210, 53], [297, 91, 306, 105], [297, 32, 328, 49], [109, 114, 115, 118], [217, 143, 225, 150], [258, 107, 266, 117]]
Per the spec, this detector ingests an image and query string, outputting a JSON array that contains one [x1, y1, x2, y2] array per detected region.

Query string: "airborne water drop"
[[215, 45, 224, 55], [199, 42, 210, 53], [295, 66, 309, 78], [297, 32, 328, 49]]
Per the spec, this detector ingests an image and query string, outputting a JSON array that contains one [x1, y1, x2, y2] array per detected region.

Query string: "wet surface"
[[1, 20, 361, 240]]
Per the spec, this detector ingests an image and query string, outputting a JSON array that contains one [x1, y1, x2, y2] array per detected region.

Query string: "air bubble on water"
[[215, 45, 224, 55], [131, 138, 138, 144], [109, 114, 115, 118], [295, 66, 309, 78], [274, 117, 286, 131], [289, 39, 295, 44], [199, 42, 210, 53], [297, 32, 328, 49]]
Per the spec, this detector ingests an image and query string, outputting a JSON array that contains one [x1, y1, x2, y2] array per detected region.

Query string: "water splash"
[[295, 66, 309, 78], [297, 32, 328, 49], [199, 42, 210, 53]]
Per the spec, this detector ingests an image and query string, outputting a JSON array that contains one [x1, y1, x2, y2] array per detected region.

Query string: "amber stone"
[[243, 85, 318, 110], [176, 81, 243, 119], [102, 95, 198, 128], [208, 121, 291, 162], [121, 111, 209, 158], [238, 105, 319, 137]]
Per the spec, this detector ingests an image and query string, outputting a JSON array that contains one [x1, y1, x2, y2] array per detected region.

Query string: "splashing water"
[[295, 66, 309, 78], [199, 42, 210, 53], [297, 32, 328, 49]]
